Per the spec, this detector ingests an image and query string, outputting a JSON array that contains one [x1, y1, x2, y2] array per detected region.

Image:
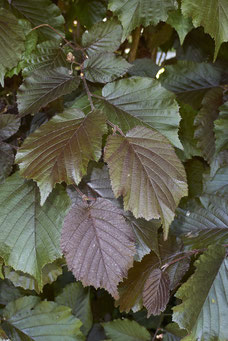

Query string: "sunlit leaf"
[[104, 126, 187, 238], [0, 8, 25, 86], [0, 172, 70, 288], [16, 109, 107, 204], [173, 245, 228, 340], [214, 100, 228, 154], [17, 67, 80, 117], [61, 198, 136, 299], [108, 0, 178, 38], [2, 296, 84, 340]]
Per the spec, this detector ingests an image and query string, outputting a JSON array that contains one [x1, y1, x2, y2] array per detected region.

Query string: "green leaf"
[[16, 109, 107, 204], [128, 59, 160, 78], [173, 245, 228, 340], [214, 101, 228, 154], [104, 126, 187, 238], [82, 19, 122, 57], [0, 142, 15, 184], [0, 279, 23, 306], [181, 0, 228, 60], [23, 40, 68, 76], [143, 268, 170, 316], [96, 77, 182, 149], [102, 319, 151, 341], [2, 296, 84, 340], [0, 8, 25, 86], [74, 0, 106, 28], [61, 198, 136, 299], [203, 163, 228, 195], [84, 53, 131, 83], [194, 88, 223, 163], [10, 0, 65, 41], [0, 172, 70, 288], [17, 67, 80, 117], [55, 282, 93, 336], [161, 61, 227, 108], [167, 9, 193, 45], [108, 0, 178, 39]]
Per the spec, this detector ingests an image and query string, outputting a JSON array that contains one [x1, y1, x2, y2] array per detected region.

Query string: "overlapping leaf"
[[0, 114, 20, 140], [2, 296, 84, 340], [108, 0, 178, 38], [194, 88, 223, 163], [173, 245, 228, 340], [84, 53, 131, 83], [61, 198, 136, 299], [104, 126, 187, 238], [128, 59, 160, 78], [0, 8, 25, 86], [16, 109, 107, 204], [74, 0, 106, 28], [102, 319, 151, 341], [181, 0, 228, 59], [82, 19, 122, 57], [214, 100, 228, 153], [10, 0, 65, 41], [143, 268, 170, 316], [0, 172, 70, 288], [167, 9, 193, 45], [96, 77, 182, 148], [17, 67, 80, 117], [55, 282, 93, 335]]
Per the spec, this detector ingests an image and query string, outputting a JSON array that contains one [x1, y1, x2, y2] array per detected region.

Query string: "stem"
[[128, 26, 141, 63], [81, 73, 94, 111], [73, 185, 95, 202], [161, 249, 203, 271], [152, 314, 164, 341], [107, 120, 125, 137]]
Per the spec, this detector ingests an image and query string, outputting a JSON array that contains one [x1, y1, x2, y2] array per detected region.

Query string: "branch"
[[128, 26, 141, 63]]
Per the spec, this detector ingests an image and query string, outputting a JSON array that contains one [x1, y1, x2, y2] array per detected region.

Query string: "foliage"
[[0, 0, 227, 340]]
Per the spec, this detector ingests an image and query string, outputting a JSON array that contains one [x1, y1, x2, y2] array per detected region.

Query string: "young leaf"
[[214, 100, 228, 154], [194, 88, 223, 163], [10, 0, 65, 41], [0, 8, 25, 86], [104, 126, 187, 238], [17, 67, 80, 117], [102, 319, 151, 341], [97, 77, 182, 149], [167, 9, 193, 45], [82, 20, 122, 57], [16, 109, 107, 204], [173, 245, 228, 341], [143, 268, 170, 316], [84, 53, 131, 83], [55, 282, 93, 336], [181, 0, 228, 60], [2, 296, 84, 340], [61, 198, 136, 299], [0, 172, 70, 288], [108, 0, 178, 38]]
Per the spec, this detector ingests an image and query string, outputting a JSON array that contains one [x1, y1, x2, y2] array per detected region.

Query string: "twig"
[[128, 26, 141, 63], [73, 184, 95, 202], [107, 120, 125, 137], [80, 72, 94, 111], [152, 314, 164, 341]]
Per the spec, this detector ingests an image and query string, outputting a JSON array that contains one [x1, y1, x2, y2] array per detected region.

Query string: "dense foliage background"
[[0, 0, 228, 340]]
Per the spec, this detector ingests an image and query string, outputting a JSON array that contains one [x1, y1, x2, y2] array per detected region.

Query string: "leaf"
[[104, 126, 187, 238], [82, 20, 122, 57], [74, 0, 106, 28], [96, 77, 182, 149], [61, 198, 136, 299], [10, 0, 65, 41], [108, 0, 178, 39], [172, 194, 228, 249], [2, 296, 84, 340], [160, 61, 228, 108], [203, 163, 228, 195], [0, 142, 15, 183], [194, 88, 223, 163], [181, 0, 228, 60], [143, 269, 170, 316], [0, 8, 25, 86], [128, 59, 160, 78], [173, 245, 228, 341], [214, 100, 228, 154], [185, 158, 207, 198], [0, 114, 20, 140], [17, 67, 80, 117], [84, 53, 131, 83], [23, 40, 68, 76], [0, 172, 70, 288], [0, 279, 23, 306], [102, 319, 151, 341], [167, 9, 193, 45], [16, 109, 107, 204], [55, 282, 93, 336]]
